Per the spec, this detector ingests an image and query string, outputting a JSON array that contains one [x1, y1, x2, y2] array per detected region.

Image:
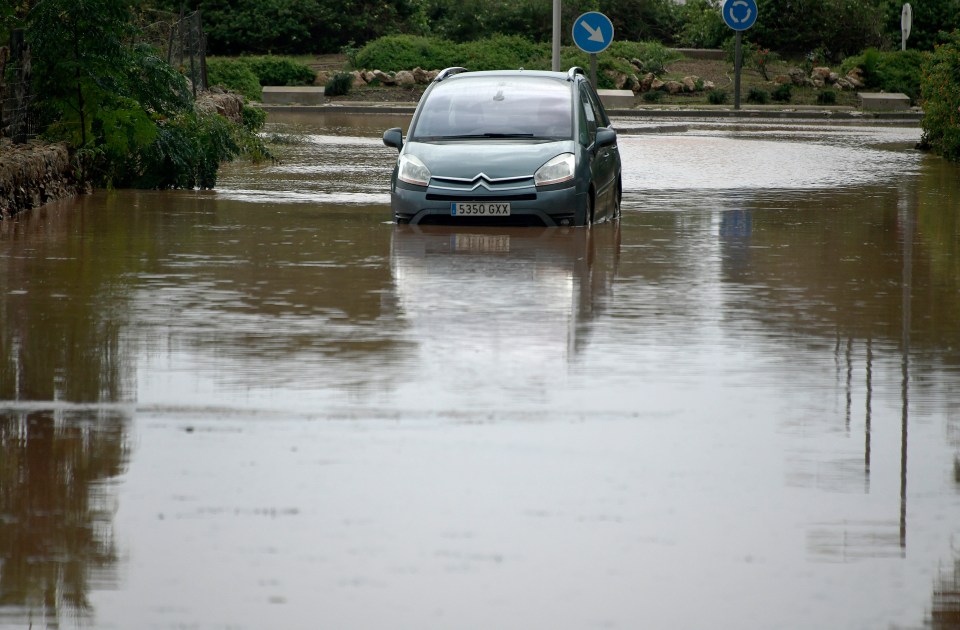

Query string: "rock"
[[650, 78, 665, 91], [412, 67, 431, 84], [604, 70, 630, 90], [351, 71, 366, 87], [703, 80, 715, 91], [640, 72, 655, 92], [314, 70, 330, 86], [682, 76, 700, 92], [811, 66, 831, 81], [834, 77, 854, 90], [363, 70, 376, 83], [372, 70, 395, 85], [828, 72, 840, 84], [665, 80, 685, 95], [845, 70, 865, 88], [394, 70, 416, 86], [788, 67, 813, 87], [812, 78, 825, 88]]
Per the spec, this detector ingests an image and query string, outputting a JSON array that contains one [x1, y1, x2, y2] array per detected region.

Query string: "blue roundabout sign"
[[722, 0, 758, 31]]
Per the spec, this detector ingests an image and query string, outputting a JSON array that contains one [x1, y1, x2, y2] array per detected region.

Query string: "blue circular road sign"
[[572, 12, 614, 54], [722, 0, 758, 30]]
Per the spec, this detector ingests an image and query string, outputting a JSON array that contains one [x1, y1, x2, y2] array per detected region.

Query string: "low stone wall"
[[0, 140, 80, 220]]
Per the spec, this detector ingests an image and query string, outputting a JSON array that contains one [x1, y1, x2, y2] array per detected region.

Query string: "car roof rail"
[[435, 67, 468, 82], [567, 67, 586, 81]]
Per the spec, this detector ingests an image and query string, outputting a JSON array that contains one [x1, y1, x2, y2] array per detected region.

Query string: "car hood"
[[404, 140, 575, 180]]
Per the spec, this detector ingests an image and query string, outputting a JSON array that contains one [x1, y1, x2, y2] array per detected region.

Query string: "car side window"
[[580, 86, 597, 145], [583, 83, 610, 128]]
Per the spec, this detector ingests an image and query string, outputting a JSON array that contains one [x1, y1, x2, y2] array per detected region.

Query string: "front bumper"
[[391, 181, 587, 227]]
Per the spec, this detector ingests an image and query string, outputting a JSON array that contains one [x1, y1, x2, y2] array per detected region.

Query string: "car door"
[[579, 82, 618, 221]]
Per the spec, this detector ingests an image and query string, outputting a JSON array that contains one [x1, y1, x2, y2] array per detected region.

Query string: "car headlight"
[[534, 153, 576, 186], [397, 154, 431, 186]]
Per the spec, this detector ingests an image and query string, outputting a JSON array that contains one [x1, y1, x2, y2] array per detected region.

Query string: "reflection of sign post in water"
[[722, 0, 758, 110], [572, 11, 614, 88], [901, 3, 912, 50]]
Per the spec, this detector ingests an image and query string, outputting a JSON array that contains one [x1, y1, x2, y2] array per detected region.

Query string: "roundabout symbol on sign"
[[723, 0, 758, 31]]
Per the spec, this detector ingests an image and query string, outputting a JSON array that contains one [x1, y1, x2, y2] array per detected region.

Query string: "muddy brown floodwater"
[[2, 111, 960, 629]]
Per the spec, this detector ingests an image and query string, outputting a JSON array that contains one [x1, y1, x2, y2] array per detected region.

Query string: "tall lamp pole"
[[552, 0, 561, 71]]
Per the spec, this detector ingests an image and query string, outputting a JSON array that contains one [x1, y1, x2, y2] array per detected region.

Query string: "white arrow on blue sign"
[[572, 12, 614, 54], [722, 0, 758, 31]]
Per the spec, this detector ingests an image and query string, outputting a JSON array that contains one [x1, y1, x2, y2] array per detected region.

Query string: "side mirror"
[[383, 127, 403, 150], [596, 127, 617, 149]]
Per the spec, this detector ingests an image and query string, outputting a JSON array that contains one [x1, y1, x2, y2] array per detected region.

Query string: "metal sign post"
[[722, 0, 758, 110], [572, 11, 614, 88]]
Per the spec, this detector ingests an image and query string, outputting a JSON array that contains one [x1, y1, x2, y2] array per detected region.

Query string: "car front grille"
[[425, 193, 538, 202]]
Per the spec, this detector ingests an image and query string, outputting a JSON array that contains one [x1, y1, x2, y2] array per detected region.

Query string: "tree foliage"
[[920, 30, 960, 161], [157, 0, 427, 54], [23, 0, 266, 189]]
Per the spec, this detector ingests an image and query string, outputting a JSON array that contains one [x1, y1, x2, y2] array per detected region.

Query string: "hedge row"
[[206, 56, 317, 101]]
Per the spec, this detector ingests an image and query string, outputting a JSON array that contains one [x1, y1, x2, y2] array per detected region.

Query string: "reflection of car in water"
[[389, 225, 620, 377]]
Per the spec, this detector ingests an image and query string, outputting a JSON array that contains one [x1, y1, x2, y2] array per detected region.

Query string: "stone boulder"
[[682, 76, 700, 92], [811, 66, 831, 82], [412, 67, 431, 84], [372, 70, 395, 85], [394, 70, 416, 86], [664, 80, 685, 95]]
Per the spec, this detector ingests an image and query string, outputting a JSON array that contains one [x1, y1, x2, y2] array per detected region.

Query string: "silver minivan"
[[383, 67, 621, 226]]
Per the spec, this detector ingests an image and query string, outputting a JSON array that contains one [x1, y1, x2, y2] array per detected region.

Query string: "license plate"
[[451, 202, 511, 217]]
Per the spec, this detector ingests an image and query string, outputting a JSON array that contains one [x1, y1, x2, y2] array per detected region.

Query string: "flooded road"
[[2, 111, 960, 629]]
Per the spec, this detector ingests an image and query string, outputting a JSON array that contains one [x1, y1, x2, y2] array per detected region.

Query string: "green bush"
[[354, 35, 458, 72], [642, 90, 664, 103], [458, 35, 549, 71], [841, 48, 927, 103], [919, 29, 960, 161], [241, 104, 267, 131], [772, 83, 793, 102], [707, 89, 729, 104], [746, 87, 770, 104], [242, 56, 316, 86], [324, 72, 354, 97], [752, 0, 886, 59], [206, 58, 262, 101], [816, 89, 837, 105], [676, 0, 728, 48]]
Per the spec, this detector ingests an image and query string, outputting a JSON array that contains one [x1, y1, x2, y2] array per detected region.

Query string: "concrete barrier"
[[598, 89, 635, 109], [859, 92, 911, 111], [261, 86, 326, 105]]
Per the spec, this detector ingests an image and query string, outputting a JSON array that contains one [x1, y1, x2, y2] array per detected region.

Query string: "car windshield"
[[410, 76, 573, 141]]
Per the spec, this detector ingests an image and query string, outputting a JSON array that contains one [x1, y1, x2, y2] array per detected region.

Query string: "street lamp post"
[[552, 0, 561, 71]]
